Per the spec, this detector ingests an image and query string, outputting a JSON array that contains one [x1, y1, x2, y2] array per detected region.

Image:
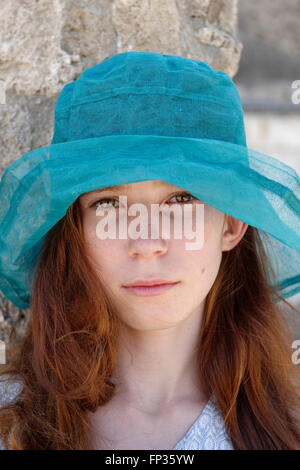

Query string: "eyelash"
[[91, 191, 196, 209]]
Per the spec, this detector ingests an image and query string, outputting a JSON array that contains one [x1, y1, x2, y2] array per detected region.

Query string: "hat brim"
[[0, 134, 299, 309]]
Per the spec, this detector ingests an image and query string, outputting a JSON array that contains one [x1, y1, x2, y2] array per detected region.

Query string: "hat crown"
[[51, 51, 246, 147]]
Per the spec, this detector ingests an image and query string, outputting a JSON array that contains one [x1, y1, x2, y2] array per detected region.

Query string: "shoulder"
[[0, 373, 23, 407]]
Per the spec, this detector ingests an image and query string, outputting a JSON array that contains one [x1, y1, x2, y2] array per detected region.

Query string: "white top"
[[0, 376, 233, 450], [172, 395, 234, 450]]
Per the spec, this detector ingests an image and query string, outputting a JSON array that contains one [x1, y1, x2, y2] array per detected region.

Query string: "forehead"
[[80, 180, 181, 197]]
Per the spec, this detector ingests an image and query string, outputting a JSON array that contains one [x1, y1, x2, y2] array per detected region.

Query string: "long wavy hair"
[[0, 197, 299, 449]]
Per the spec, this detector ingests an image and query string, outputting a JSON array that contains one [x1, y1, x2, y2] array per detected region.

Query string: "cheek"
[[174, 222, 223, 288], [82, 217, 123, 271], [182, 244, 222, 281], [87, 238, 123, 269], [182, 250, 222, 307], [197, 233, 223, 293]]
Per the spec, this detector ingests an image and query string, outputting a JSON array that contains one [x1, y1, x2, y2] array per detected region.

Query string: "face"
[[79, 180, 247, 331]]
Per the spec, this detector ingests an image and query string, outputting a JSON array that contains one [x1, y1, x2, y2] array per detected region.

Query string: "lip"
[[123, 278, 179, 287], [122, 281, 180, 297]]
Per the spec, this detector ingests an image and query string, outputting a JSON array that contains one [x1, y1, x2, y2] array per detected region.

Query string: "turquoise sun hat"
[[0, 51, 299, 310]]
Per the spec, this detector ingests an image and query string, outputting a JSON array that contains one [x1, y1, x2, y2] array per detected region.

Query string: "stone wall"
[[0, 0, 242, 348]]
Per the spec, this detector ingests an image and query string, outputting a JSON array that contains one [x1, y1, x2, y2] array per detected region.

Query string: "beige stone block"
[[0, 101, 31, 176], [0, 0, 80, 97]]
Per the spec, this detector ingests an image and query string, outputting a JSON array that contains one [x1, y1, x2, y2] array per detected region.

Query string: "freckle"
[[201, 267, 205, 274]]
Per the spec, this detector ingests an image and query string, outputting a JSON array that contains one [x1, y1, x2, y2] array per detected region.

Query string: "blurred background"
[[0, 0, 299, 360], [236, 0, 300, 175], [235, 0, 300, 339]]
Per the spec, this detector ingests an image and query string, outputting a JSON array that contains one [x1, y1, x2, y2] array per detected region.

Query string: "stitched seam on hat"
[[56, 87, 239, 116]]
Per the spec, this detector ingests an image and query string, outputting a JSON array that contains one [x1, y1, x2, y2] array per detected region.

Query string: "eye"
[[167, 192, 195, 204], [92, 197, 118, 209], [91, 191, 196, 209]]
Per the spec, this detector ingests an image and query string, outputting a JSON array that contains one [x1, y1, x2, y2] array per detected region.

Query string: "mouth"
[[122, 280, 180, 297]]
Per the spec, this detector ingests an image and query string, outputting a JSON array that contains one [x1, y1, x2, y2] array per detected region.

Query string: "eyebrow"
[[82, 184, 131, 198], [93, 185, 129, 192]]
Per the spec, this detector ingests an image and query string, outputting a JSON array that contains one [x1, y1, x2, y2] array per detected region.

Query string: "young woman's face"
[[79, 180, 231, 331]]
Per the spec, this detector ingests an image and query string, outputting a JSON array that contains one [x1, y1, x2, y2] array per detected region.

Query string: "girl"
[[0, 51, 299, 450]]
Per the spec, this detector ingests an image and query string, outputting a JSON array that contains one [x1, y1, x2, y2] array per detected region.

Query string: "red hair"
[[0, 198, 299, 449]]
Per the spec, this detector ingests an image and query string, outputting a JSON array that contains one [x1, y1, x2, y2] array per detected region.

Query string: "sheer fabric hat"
[[0, 51, 299, 309]]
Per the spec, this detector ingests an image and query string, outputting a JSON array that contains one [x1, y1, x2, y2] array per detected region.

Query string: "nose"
[[128, 218, 168, 258], [128, 236, 168, 259], [124, 205, 171, 258]]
